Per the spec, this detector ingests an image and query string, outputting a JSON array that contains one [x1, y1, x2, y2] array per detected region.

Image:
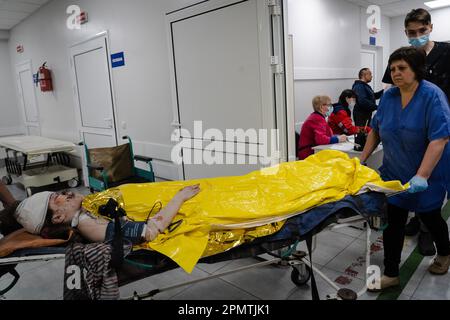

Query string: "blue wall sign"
[[369, 37, 377, 46], [111, 52, 125, 68], [33, 73, 39, 86]]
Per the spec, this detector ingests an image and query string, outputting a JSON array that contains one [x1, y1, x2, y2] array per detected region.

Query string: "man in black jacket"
[[352, 68, 384, 127], [382, 8, 450, 257], [382, 9, 450, 102]]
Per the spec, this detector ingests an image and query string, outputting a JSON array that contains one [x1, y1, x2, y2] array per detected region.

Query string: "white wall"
[[0, 30, 9, 40], [8, 0, 203, 180], [390, 7, 450, 53], [360, 9, 390, 91], [0, 40, 22, 136], [288, 0, 390, 124]]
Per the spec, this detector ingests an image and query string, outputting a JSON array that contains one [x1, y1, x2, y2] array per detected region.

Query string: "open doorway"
[[69, 32, 119, 186], [360, 46, 384, 92]]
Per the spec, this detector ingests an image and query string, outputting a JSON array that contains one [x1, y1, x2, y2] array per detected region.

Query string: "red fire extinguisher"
[[39, 62, 53, 92]]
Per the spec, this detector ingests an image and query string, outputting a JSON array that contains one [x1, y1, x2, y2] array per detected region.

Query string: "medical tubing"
[[145, 201, 162, 222], [144, 201, 163, 241]]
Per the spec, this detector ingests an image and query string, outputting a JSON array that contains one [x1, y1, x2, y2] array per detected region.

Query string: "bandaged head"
[[14, 192, 53, 235]]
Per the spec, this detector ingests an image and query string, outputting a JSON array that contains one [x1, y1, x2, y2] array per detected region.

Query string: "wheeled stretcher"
[[0, 136, 79, 195], [1, 151, 407, 299], [0, 192, 388, 300]]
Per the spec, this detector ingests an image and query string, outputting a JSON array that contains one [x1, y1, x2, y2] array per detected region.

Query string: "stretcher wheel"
[[1, 175, 12, 185], [291, 264, 311, 286], [337, 288, 357, 300]]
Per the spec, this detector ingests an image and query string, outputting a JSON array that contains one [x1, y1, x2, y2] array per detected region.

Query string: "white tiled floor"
[[1, 178, 450, 300]]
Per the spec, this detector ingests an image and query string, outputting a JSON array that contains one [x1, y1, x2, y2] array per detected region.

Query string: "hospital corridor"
[[0, 0, 450, 306]]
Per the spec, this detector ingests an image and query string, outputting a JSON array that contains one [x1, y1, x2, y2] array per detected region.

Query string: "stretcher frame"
[[0, 136, 80, 195], [123, 214, 375, 301], [0, 213, 377, 301]]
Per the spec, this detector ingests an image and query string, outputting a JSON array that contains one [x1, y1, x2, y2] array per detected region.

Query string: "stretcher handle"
[[386, 189, 409, 198], [0, 268, 20, 296]]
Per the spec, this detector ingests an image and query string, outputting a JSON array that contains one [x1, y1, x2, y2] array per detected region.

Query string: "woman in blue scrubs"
[[361, 47, 450, 291]]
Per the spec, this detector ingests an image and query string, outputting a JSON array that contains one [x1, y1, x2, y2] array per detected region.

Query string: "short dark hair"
[[405, 8, 432, 28], [388, 47, 426, 81], [338, 89, 357, 106], [359, 68, 369, 79]]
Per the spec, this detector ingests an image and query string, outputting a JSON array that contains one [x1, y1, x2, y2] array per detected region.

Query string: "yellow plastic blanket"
[[83, 151, 406, 273]]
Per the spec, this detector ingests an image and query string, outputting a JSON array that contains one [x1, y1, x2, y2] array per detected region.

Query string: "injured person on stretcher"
[[11, 185, 201, 246], [1, 151, 408, 275]]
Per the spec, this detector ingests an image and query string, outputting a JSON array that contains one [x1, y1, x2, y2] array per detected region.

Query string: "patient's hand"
[[177, 184, 201, 202], [338, 135, 348, 143]]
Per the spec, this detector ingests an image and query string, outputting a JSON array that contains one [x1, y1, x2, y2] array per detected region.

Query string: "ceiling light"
[[424, 0, 450, 9]]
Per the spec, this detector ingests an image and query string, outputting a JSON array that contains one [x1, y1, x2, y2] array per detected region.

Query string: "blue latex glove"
[[408, 176, 429, 194]]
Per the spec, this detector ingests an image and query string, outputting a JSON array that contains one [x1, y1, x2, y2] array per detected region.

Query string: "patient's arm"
[[76, 185, 200, 243], [145, 184, 200, 241]]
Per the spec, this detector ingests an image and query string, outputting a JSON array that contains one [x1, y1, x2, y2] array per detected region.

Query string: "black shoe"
[[418, 231, 436, 257], [405, 216, 420, 237]]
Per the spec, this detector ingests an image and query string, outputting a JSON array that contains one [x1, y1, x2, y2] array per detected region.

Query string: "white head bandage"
[[14, 192, 53, 235]]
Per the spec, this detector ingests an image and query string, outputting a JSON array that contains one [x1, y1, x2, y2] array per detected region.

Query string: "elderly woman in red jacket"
[[328, 89, 371, 136], [298, 95, 347, 160]]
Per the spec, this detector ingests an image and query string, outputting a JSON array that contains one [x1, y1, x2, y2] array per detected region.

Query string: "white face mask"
[[323, 104, 333, 118], [348, 100, 356, 110]]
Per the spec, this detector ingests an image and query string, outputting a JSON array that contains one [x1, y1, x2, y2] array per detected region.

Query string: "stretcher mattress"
[[0, 136, 75, 156]]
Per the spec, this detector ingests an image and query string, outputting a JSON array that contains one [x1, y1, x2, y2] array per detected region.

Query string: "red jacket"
[[328, 105, 370, 136], [328, 105, 359, 135], [298, 112, 338, 160]]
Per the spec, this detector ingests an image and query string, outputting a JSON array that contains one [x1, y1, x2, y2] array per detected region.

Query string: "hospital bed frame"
[[0, 136, 79, 195], [0, 212, 379, 301]]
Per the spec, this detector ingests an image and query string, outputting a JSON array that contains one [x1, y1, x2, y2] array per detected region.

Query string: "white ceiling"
[[346, 0, 439, 17], [0, 0, 50, 30], [0, 0, 440, 31]]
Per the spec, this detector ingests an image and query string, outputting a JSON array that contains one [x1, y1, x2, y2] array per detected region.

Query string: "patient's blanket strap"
[[98, 199, 127, 269], [0, 265, 20, 296], [306, 235, 320, 301]]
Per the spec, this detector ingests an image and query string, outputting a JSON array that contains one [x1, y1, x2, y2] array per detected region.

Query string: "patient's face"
[[48, 191, 85, 225]]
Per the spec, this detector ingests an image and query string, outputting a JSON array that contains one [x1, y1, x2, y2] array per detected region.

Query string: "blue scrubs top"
[[372, 80, 450, 212]]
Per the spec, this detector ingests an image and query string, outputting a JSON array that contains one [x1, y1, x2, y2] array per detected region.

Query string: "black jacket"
[[382, 41, 450, 102], [352, 80, 383, 115]]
